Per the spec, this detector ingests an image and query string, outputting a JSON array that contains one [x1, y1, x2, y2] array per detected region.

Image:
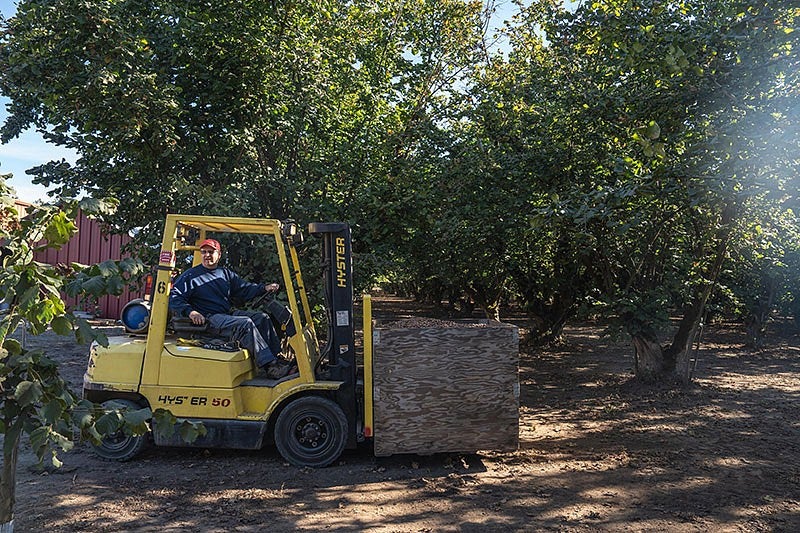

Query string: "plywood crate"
[[372, 319, 519, 456]]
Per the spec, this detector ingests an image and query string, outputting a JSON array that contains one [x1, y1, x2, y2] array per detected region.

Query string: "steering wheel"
[[250, 284, 280, 309]]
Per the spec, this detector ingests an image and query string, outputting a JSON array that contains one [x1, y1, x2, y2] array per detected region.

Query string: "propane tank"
[[120, 298, 151, 334]]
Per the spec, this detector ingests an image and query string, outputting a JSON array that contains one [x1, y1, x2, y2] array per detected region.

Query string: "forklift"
[[85, 214, 520, 467], [83, 214, 367, 467]]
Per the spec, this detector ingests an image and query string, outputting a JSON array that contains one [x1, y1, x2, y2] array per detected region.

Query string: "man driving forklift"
[[168, 238, 293, 379]]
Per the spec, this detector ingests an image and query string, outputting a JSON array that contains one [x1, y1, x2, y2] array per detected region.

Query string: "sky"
[[0, 0, 528, 203]]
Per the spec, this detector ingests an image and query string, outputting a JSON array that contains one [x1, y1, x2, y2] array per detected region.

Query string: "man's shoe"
[[263, 359, 291, 379]]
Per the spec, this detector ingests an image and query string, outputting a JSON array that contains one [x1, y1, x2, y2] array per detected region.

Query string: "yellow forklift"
[[85, 214, 520, 467], [83, 214, 368, 467]]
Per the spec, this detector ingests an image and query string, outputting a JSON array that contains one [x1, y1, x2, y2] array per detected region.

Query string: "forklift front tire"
[[274, 396, 347, 468], [91, 399, 149, 462]]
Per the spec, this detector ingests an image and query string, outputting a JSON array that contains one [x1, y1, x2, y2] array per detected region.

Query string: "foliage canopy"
[[1, 0, 798, 378]]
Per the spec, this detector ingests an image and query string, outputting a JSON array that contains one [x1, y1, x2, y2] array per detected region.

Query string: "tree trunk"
[[482, 301, 500, 322], [466, 287, 501, 322], [0, 425, 20, 532], [521, 291, 576, 346], [444, 294, 475, 318], [631, 333, 665, 381], [525, 310, 569, 346], [745, 276, 778, 349], [667, 322, 697, 385], [744, 315, 763, 349], [661, 297, 705, 385], [662, 201, 738, 384]]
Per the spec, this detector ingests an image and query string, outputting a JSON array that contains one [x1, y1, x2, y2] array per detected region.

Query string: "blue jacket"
[[169, 265, 264, 318]]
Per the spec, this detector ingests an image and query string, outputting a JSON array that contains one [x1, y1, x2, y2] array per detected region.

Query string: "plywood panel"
[[372, 321, 519, 456]]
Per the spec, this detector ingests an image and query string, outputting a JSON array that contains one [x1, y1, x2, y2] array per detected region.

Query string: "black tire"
[[91, 399, 149, 461], [274, 396, 348, 468]]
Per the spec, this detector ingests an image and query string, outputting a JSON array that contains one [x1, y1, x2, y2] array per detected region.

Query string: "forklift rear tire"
[[274, 396, 347, 468], [91, 399, 149, 462]]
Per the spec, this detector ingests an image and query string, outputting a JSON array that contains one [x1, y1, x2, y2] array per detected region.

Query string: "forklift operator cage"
[[147, 215, 321, 381]]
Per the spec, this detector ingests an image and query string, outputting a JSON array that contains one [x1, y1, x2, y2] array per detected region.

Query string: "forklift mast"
[[308, 222, 358, 446]]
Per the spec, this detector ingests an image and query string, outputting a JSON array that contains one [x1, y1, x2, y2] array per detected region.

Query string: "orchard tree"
[[443, 2, 602, 338], [0, 178, 202, 532], [525, 0, 799, 381], [0, 0, 489, 283], [718, 202, 800, 348]]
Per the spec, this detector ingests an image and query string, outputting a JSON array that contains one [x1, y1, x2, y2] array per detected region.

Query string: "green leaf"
[[152, 408, 178, 438], [645, 121, 661, 140], [29, 426, 50, 454], [178, 420, 207, 443], [81, 275, 107, 296], [18, 284, 39, 307], [3, 338, 22, 355], [97, 260, 117, 277], [94, 411, 123, 435], [78, 197, 119, 216], [119, 257, 146, 275], [49, 428, 73, 452], [51, 315, 73, 336], [41, 398, 65, 424], [4, 420, 23, 456], [15, 380, 44, 406], [71, 399, 96, 428], [74, 317, 99, 345], [122, 407, 153, 435], [43, 212, 77, 246], [50, 453, 63, 469], [107, 276, 126, 295], [83, 425, 103, 443]]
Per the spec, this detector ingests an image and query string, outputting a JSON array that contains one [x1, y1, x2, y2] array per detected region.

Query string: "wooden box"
[[371, 319, 519, 456]]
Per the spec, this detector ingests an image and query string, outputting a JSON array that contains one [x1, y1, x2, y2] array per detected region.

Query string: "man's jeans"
[[208, 310, 281, 367]]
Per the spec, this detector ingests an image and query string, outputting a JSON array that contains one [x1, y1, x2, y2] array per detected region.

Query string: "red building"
[[14, 200, 147, 320]]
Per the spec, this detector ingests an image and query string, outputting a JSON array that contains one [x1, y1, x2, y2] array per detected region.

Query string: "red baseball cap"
[[199, 238, 221, 251]]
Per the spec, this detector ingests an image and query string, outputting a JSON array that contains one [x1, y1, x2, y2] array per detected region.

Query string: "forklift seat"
[[170, 316, 210, 337]]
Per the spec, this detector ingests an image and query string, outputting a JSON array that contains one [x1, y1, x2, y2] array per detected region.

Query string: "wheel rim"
[[100, 399, 135, 453], [91, 398, 147, 460], [288, 411, 335, 459], [100, 431, 134, 452], [275, 396, 347, 467]]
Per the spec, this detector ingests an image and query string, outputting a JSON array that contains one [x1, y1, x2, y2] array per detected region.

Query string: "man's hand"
[[265, 282, 280, 294], [189, 310, 205, 325]]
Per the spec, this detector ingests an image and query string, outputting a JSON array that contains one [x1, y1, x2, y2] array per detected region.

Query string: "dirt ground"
[[9, 298, 800, 532]]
